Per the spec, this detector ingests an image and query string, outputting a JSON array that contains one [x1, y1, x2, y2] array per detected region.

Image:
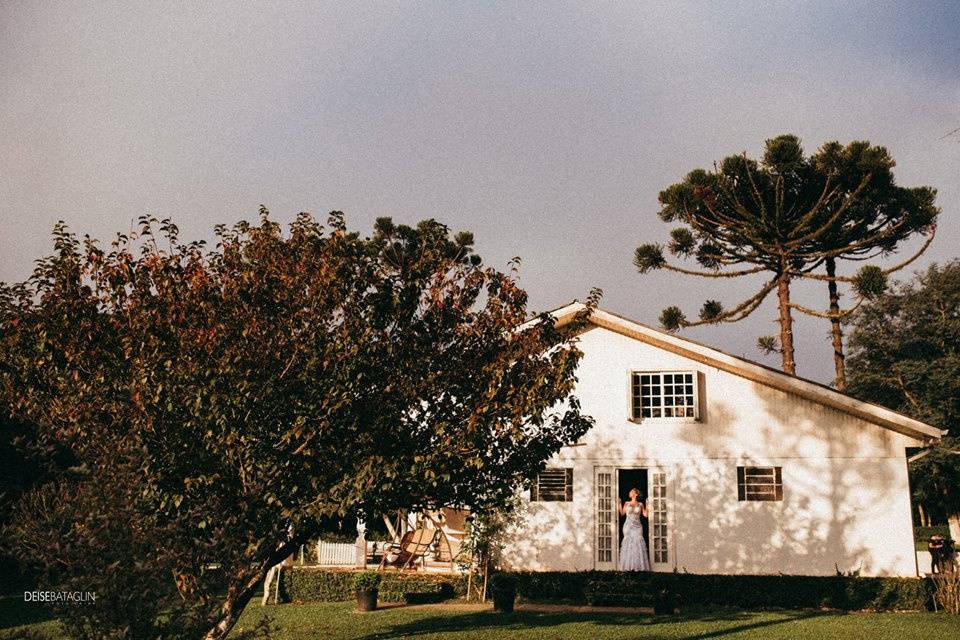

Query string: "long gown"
[[618, 503, 651, 571]]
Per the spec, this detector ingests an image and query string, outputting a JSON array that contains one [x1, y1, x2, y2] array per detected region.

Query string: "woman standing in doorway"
[[617, 487, 651, 571]]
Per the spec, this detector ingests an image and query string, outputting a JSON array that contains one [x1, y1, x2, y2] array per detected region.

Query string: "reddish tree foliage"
[[1, 211, 596, 639]]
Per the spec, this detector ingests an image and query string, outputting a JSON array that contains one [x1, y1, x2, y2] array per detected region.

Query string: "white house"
[[500, 303, 944, 577]]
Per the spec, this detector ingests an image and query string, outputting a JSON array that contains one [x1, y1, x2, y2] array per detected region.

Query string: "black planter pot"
[[654, 589, 679, 615], [492, 588, 516, 613], [356, 588, 378, 612]]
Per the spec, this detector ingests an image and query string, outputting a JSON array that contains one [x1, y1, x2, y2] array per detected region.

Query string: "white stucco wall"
[[501, 325, 922, 577]]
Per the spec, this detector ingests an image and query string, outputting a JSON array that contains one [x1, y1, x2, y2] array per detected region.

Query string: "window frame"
[[629, 370, 700, 422], [530, 467, 574, 502], [737, 466, 783, 502]]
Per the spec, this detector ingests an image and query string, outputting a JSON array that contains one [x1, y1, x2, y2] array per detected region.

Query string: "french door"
[[594, 466, 671, 570], [594, 467, 616, 570], [648, 470, 670, 568]]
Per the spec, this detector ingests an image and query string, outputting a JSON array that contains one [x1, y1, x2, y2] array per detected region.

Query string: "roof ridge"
[[545, 302, 943, 441]]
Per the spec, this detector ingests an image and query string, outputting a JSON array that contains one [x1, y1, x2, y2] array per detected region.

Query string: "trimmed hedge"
[[512, 571, 932, 611], [278, 567, 468, 604], [277, 568, 933, 611]]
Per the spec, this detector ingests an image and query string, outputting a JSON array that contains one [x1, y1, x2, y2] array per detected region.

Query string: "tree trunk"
[[949, 513, 960, 543], [776, 274, 797, 375], [204, 541, 300, 640], [481, 557, 489, 603], [261, 564, 280, 606], [826, 257, 846, 391], [203, 570, 265, 640]]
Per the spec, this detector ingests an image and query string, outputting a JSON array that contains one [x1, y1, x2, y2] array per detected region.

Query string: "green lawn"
[[4, 600, 959, 640]]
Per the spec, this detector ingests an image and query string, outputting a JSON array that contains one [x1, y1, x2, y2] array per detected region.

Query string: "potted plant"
[[353, 571, 381, 612], [489, 573, 517, 613]]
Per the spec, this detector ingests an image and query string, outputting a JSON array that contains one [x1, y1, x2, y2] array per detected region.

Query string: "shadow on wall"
[[671, 379, 899, 576], [503, 373, 911, 576], [499, 485, 593, 572], [498, 423, 664, 571]]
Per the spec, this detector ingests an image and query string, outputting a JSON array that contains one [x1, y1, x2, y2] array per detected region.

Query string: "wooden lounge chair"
[[378, 527, 437, 570], [429, 509, 469, 570]]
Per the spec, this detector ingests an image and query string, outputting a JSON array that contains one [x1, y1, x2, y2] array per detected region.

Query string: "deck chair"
[[429, 509, 469, 570], [378, 526, 437, 570]]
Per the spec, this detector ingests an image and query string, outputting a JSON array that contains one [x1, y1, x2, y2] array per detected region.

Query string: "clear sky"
[[2, 1, 958, 383]]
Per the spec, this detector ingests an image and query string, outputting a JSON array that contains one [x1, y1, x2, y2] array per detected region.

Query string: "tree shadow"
[[0, 597, 56, 631], [674, 376, 911, 576], [355, 606, 830, 640]]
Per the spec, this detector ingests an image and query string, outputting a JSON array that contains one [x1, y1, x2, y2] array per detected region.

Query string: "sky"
[[1, 1, 958, 383]]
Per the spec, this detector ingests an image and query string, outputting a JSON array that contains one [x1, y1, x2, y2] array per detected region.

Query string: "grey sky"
[[2, 1, 958, 383]]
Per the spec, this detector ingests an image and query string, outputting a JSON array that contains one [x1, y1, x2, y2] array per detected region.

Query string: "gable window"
[[530, 468, 573, 502], [737, 466, 783, 501], [631, 371, 698, 420]]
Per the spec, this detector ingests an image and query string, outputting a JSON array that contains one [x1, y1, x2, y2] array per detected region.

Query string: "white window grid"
[[596, 472, 613, 563], [651, 472, 668, 563], [631, 371, 698, 420]]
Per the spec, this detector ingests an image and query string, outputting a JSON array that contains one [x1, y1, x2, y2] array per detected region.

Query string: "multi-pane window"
[[530, 468, 573, 502], [631, 371, 697, 420], [737, 466, 783, 501]]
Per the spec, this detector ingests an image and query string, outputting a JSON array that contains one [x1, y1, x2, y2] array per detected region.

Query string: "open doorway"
[[617, 468, 649, 552]]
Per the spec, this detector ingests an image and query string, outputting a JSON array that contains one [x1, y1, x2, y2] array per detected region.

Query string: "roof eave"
[[550, 304, 943, 443]]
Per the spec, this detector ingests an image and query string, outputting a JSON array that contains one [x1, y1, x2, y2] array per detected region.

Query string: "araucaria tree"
[[0, 211, 595, 640], [635, 135, 938, 380]]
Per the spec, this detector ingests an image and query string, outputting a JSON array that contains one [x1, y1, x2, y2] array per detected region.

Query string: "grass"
[[915, 525, 951, 551], [3, 600, 960, 640], [0, 596, 61, 636]]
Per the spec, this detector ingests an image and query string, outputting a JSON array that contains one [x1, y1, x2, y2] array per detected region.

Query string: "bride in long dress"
[[617, 488, 651, 571]]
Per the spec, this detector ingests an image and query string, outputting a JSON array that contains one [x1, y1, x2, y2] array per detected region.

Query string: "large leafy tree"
[[0, 211, 595, 639], [0, 410, 58, 596], [846, 261, 960, 536], [635, 135, 937, 378]]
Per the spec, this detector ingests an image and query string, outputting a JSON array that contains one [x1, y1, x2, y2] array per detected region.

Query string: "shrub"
[[278, 568, 934, 611], [316, 532, 357, 544], [5, 468, 219, 640], [511, 571, 591, 602], [279, 568, 467, 603], [511, 571, 932, 611], [931, 573, 960, 614], [352, 571, 381, 591], [585, 573, 655, 607], [915, 525, 951, 540], [489, 573, 518, 593]]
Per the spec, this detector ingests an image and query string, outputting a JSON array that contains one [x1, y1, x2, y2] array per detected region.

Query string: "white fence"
[[316, 540, 360, 567]]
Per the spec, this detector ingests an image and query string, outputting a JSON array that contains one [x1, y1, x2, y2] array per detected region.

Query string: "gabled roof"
[[548, 302, 944, 442]]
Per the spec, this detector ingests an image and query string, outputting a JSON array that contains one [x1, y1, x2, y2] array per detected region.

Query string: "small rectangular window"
[[631, 371, 697, 420], [530, 468, 573, 502], [737, 466, 783, 501]]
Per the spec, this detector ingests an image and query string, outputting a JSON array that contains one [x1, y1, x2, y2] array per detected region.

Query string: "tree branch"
[[662, 262, 768, 278], [790, 229, 936, 283], [680, 278, 778, 328], [785, 173, 872, 247], [788, 298, 863, 319]]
